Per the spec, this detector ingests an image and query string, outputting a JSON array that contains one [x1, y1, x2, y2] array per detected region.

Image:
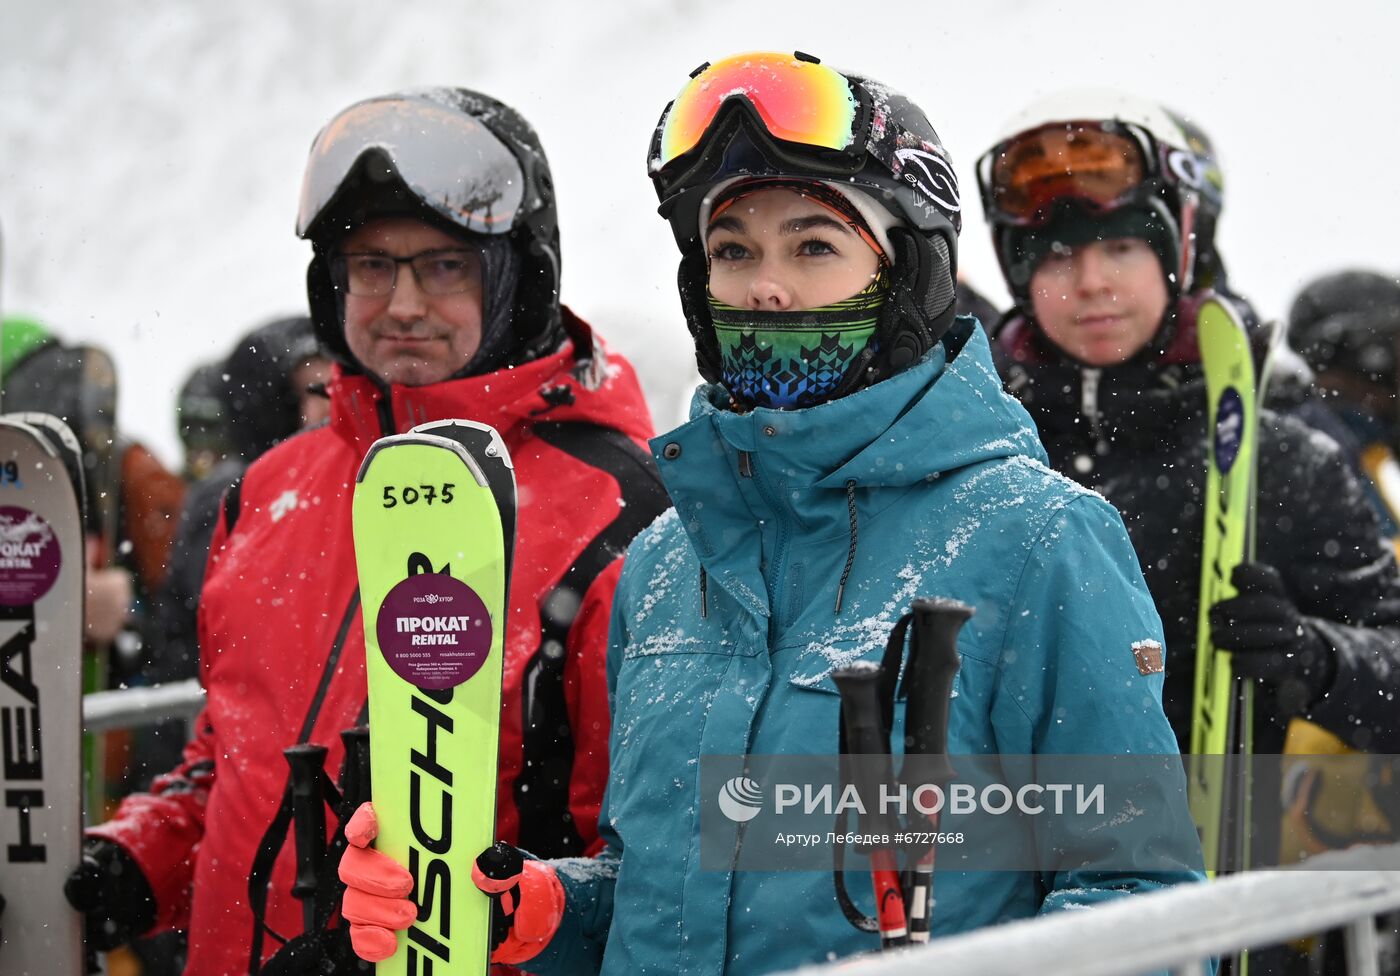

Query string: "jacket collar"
[[667, 319, 1044, 488], [650, 319, 1046, 620], [327, 309, 651, 453]]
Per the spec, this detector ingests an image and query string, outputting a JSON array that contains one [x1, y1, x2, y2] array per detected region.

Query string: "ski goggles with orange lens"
[[977, 121, 1164, 227], [649, 51, 870, 178]]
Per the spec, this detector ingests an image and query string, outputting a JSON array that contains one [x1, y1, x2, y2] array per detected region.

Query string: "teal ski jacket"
[[528, 320, 1203, 975]]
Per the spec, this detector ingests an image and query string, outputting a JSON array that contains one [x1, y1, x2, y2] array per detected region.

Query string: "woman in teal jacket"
[[339, 52, 1204, 974]]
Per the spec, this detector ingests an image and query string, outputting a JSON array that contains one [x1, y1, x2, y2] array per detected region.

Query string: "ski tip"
[[354, 432, 491, 488], [410, 419, 514, 472]]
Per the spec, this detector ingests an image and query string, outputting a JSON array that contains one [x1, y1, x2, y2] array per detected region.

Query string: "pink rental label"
[[0, 506, 62, 606], [375, 573, 493, 689]]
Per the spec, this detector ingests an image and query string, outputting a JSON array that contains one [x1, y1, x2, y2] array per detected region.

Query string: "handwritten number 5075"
[[382, 483, 455, 508]]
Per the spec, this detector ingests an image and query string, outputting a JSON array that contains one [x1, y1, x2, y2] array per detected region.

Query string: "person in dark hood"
[[148, 315, 328, 690], [979, 89, 1400, 815], [1288, 270, 1400, 542], [68, 88, 668, 975], [134, 316, 332, 831]]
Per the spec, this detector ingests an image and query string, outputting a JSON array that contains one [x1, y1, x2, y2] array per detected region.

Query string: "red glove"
[[472, 842, 566, 965], [337, 802, 416, 963]]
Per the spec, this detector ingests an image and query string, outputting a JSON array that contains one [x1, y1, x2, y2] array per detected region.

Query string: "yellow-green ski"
[[352, 421, 514, 976], [1189, 295, 1259, 885]]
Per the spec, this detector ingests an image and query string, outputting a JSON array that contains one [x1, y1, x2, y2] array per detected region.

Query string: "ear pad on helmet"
[[871, 226, 957, 380], [677, 247, 724, 384], [306, 251, 359, 372]]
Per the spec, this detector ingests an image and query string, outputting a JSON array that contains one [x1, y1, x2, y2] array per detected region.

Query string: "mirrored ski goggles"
[[297, 94, 525, 239], [650, 51, 866, 173], [978, 121, 1161, 227]]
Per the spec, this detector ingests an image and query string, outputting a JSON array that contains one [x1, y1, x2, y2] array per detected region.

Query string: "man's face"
[[1029, 237, 1169, 367], [339, 217, 485, 386]]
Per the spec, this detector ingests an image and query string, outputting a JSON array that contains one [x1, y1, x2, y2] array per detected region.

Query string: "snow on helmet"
[[298, 88, 562, 376], [977, 89, 1225, 303], [1289, 270, 1400, 384], [647, 51, 961, 389]]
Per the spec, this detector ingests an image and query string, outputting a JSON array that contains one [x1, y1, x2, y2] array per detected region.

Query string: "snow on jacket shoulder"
[[528, 320, 1202, 976], [88, 312, 670, 976]]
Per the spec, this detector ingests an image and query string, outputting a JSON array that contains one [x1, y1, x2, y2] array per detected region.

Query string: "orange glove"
[[337, 802, 416, 963], [472, 842, 566, 965]]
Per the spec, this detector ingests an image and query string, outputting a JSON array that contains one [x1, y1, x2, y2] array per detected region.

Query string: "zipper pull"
[[1079, 367, 1106, 448], [738, 450, 753, 478]]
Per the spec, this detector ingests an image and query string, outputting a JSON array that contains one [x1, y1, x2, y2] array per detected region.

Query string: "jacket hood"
[[650, 318, 1047, 624], [681, 317, 1045, 490], [327, 308, 653, 451], [220, 316, 321, 460]]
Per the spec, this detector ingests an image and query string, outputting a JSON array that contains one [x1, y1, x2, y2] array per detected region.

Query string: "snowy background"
[[1, 0, 1397, 464]]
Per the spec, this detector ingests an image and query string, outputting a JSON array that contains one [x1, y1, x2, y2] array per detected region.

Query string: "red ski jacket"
[[90, 313, 666, 975]]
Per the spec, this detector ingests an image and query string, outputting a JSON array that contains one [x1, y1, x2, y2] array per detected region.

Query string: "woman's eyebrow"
[[779, 214, 849, 236], [708, 214, 746, 234]]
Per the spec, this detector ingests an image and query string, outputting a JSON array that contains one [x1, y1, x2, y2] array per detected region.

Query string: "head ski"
[[0, 414, 86, 974]]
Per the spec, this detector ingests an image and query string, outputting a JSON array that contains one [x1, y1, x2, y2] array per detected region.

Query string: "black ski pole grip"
[[476, 840, 525, 884], [899, 598, 971, 788], [284, 742, 330, 932], [338, 725, 372, 816], [833, 665, 899, 841]]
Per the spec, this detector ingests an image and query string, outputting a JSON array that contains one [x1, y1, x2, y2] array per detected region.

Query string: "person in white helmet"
[[979, 93, 1400, 872]]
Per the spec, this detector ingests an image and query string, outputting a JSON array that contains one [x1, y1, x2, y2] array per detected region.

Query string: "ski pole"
[[284, 743, 330, 935], [314, 725, 371, 933], [833, 664, 909, 950], [898, 598, 970, 943], [337, 725, 372, 820]]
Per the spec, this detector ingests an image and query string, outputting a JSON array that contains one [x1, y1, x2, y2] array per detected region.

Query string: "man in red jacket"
[[65, 88, 668, 975]]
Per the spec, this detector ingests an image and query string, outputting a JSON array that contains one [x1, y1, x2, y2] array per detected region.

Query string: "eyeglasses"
[[333, 249, 482, 297]]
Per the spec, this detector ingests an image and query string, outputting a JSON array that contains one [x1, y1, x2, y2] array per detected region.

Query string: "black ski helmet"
[[1289, 270, 1400, 385], [219, 315, 323, 460], [177, 361, 229, 468], [977, 89, 1226, 306], [297, 88, 562, 376], [647, 51, 962, 390]]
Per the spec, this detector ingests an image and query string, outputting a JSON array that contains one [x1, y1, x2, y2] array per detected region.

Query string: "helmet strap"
[[1176, 192, 1199, 294]]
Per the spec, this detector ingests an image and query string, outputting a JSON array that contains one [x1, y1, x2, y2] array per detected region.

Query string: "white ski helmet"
[[976, 88, 1225, 302]]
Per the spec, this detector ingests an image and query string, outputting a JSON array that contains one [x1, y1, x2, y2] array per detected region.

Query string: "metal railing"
[[777, 844, 1400, 976], [82, 678, 205, 734], [80, 683, 1400, 974]]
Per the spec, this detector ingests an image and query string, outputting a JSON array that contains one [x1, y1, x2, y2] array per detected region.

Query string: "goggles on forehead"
[[649, 51, 872, 187], [978, 120, 1203, 228], [297, 93, 526, 239]]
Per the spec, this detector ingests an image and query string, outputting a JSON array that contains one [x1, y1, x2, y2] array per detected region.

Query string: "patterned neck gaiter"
[[708, 264, 890, 409]]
